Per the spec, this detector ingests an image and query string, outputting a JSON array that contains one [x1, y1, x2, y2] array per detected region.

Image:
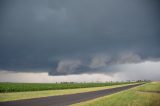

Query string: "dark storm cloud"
[[0, 0, 160, 75]]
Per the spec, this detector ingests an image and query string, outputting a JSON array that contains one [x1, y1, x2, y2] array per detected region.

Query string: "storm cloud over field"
[[0, 0, 160, 82]]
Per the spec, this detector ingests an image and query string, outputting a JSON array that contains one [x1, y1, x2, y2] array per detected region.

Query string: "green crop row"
[[0, 82, 137, 93]]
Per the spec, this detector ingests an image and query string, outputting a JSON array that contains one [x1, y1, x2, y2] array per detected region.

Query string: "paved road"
[[0, 84, 143, 106]]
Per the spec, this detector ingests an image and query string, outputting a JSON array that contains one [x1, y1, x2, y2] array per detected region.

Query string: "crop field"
[[0, 83, 139, 102], [72, 82, 160, 106], [0, 82, 136, 93]]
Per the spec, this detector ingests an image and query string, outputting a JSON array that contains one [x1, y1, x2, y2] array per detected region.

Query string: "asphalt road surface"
[[0, 83, 143, 106]]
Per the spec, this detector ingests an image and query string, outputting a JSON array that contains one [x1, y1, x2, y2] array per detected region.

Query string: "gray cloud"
[[48, 52, 155, 76], [0, 0, 160, 78], [56, 59, 82, 74]]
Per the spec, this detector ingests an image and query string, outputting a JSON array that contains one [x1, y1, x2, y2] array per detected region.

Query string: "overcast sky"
[[0, 0, 160, 82]]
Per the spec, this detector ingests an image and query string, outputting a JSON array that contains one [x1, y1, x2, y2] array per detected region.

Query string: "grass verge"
[[72, 82, 160, 106]]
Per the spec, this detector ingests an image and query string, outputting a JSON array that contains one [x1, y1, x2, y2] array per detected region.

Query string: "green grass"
[[0, 82, 135, 93], [0, 83, 138, 102], [136, 82, 160, 92], [72, 82, 160, 106]]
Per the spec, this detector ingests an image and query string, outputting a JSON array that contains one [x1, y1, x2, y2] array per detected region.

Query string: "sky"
[[0, 0, 160, 82]]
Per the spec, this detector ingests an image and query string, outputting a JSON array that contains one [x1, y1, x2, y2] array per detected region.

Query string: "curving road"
[[0, 83, 143, 106]]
